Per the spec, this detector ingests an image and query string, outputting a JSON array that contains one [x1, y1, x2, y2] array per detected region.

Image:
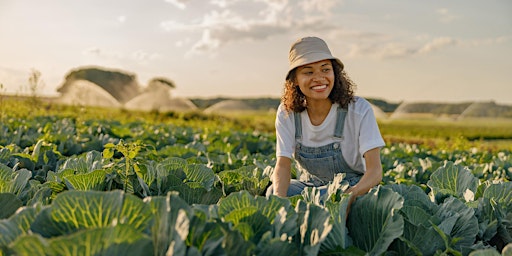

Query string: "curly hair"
[[281, 59, 356, 112]]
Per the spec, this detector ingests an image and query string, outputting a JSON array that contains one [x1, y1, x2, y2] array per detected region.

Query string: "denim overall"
[[286, 107, 362, 196]]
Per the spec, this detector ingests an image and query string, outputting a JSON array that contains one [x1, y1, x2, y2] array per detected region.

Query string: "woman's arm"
[[346, 147, 383, 200], [273, 156, 292, 197]]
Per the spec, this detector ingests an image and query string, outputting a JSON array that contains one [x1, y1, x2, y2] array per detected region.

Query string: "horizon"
[[1, 0, 511, 104]]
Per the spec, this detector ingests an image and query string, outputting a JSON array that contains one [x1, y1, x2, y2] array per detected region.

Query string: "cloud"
[[210, 0, 240, 8], [83, 47, 161, 63], [345, 36, 458, 59], [189, 30, 221, 54], [300, 0, 338, 15], [436, 8, 458, 23], [162, 1, 341, 56], [165, 0, 189, 9], [346, 42, 415, 59], [417, 37, 457, 54], [347, 35, 508, 60]]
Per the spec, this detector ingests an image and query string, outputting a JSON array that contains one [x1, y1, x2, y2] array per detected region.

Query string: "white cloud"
[[188, 30, 221, 56], [436, 8, 458, 23], [82, 47, 161, 63], [162, 1, 341, 56], [346, 42, 415, 59], [299, 0, 338, 15], [165, 0, 189, 10], [345, 37, 456, 59], [210, 0, 240, 8], [418, 37, 457, 54]]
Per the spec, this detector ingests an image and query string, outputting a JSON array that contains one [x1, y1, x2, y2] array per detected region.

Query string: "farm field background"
[[0, 98, 511, 255]]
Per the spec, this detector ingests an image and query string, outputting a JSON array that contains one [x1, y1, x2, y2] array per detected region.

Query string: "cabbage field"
[[0, 99, 511, 256]]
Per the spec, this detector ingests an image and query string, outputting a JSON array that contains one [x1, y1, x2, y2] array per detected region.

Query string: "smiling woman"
[[267, 37, 386, 214]]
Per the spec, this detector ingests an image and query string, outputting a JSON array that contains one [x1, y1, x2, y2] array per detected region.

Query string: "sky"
[[0, 0, 511, 104]]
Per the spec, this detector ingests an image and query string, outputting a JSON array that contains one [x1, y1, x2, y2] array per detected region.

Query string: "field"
[[0, 98, 511, 256]]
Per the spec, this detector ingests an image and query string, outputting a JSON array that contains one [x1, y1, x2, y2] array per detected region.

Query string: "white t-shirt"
[[275, 96, 385, 173]]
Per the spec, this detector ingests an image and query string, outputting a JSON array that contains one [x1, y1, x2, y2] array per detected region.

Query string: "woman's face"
[[295, 59, 335, 102]]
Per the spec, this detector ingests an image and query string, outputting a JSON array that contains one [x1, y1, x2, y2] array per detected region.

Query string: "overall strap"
[[294, 111, 302, 140], [333, 107, 347, 139]]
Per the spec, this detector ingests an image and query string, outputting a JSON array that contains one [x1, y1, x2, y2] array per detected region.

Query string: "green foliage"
[[0, 100, 511, 255]]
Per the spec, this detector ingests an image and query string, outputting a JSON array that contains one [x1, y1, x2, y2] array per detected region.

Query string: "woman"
[[267, 36, 385, 205]]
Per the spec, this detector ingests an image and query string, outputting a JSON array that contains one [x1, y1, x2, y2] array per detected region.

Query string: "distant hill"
[[191, 97, 400, 113], [365, 98, 400, 113]]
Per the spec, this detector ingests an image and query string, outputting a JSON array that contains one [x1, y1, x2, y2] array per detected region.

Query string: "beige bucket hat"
[[286, 36, 344, 80]]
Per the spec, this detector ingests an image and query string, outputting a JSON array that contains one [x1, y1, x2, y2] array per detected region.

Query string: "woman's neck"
[[306, 99, 332, 126]]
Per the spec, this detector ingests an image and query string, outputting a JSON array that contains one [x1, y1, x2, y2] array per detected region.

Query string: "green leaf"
[[218, 191, 271, 243], [30, 190, 151, 237], [389, 206, 445, 255], [143, 191, 192, 256], [184, 164, 216, 191], [218, 191, 297, 245], [427, 161, 479, 203], [103, 148, 114, 159], [321, 193, 352, 253], [170, 182, 223, 205], [186, 207, 225, 256], [58, 151, 103, 174], [0, 168, 32, 196], [347, 186, 404, 255], [218, 220, 255, 256], [482, 182, 512, 211], [295, 200, 332, 256], [218, 166, 271, 196], [435, 196, 479, 251], [11, 224, 153, 256], [389, 184, 436, 214], [255, 232, 297, 256], [64, 169, 107, 191], [8, 234, 46, 256], [0, 207, 38, 247], [0, 193, 22, 219]]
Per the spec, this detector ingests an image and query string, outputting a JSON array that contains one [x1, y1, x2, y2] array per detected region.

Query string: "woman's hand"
[[345, 147, 383, 215]]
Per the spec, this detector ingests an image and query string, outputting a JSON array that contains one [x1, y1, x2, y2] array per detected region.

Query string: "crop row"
[[0, 115, 511, 255]]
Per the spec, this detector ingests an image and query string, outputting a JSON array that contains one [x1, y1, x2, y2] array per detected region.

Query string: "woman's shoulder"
[[277, 102, 289, 115], [349, 96, 372, 113], [276, 103, 295, 120]]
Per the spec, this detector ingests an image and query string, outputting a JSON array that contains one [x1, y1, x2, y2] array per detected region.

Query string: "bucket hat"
[[286, 36, 343, 80]]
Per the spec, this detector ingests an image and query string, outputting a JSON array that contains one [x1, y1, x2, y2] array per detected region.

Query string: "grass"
[[378, 118, 512, 151]]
